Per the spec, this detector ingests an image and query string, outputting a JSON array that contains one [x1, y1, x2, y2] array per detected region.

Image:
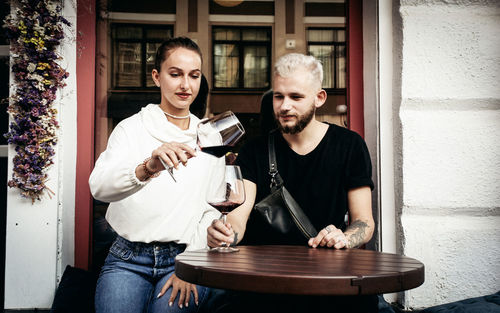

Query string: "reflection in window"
[[146, 42, 162, 87], [112, 24, 173, 89], [214, 44, 239, 88], [307, 28, 346, 90], [115, 42, 141, 87], [244, 46, 268, 88], [213, 27, 271, 90]]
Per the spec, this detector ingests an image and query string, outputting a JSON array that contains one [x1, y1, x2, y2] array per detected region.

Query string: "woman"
[[89, 37, 221, 313]]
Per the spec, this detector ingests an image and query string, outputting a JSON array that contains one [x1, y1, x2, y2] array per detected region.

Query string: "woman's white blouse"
[[89, 104, 223, 250]]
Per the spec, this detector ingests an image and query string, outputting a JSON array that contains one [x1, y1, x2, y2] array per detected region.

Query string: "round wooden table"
[[175, 245, 424, 295]]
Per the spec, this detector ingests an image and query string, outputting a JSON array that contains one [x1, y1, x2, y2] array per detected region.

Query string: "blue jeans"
[[95, 236, 209, 313]]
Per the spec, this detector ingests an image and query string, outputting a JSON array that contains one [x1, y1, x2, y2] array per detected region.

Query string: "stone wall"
[[397, 0, 500, 309]]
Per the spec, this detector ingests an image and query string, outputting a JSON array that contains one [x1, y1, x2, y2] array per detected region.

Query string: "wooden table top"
[[175, 245, 424, 296]]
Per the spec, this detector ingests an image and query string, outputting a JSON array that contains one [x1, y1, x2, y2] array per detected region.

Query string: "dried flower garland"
[[3, 0, 70, 202]]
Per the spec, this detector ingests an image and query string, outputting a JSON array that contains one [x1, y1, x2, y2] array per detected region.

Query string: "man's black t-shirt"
[[236, 123, 373, 245]]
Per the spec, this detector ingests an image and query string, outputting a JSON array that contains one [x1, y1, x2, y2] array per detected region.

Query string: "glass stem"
[[220, 214, 228, 247]]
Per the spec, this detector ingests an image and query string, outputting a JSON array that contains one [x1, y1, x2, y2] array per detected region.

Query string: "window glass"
[[115, 42, 141, 87], [307, 28, 346, 90], [0, 1, 9, 45], [243, 46, 268, 88], [112, 24, 172, 89], [146, 28, 172, 40], [146, 42, 162, 87], [213, 27, 271, 90], [308, 29, 334, 42], [336, 46, 346, 88], [308, 45, 334, 89], [213, 28, 240, 41], [114, 26, 142, 40], [214, 44, 239, 88], [336, 30, 345, 42], [242, 29, 269, 41]]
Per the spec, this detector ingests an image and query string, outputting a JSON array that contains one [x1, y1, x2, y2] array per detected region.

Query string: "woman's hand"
[[137, 142, 197, 180], [207, 219, 235, 248], [150, 142, 197, 172], [157, 273, 199, 308], [308, 224, 348, 249]]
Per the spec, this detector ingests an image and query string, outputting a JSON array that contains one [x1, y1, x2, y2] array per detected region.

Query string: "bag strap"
[[267, 131, 318, 238], [268, 131, 283, 191]]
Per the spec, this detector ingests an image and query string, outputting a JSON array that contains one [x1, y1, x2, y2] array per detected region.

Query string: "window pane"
[[336, 30, 345, 42], [336, 45, 346, 88], [114, 26, 142, 40], [115, 42, 141, 87], [0, 1, 9, 45], [146, 42, 162, 87], [243, 46, 268, 88], [242, 29, 269, 41], [308, 29, 334, 42], [146, 28, 172, 40], [214, 44, 239, 88], [308, 45, 334, 89], [213, 28, 240, 41]]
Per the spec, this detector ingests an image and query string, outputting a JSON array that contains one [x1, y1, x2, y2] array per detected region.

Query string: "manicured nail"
[[179, 304, 183, 309], [196, 300, 199, 306], [185, 302, 189, 307], [156, 292, 162, 298], [169, 302, 173, 307]]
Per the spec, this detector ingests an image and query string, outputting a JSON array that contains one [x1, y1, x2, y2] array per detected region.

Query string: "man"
[[207, 53, 377, 312]]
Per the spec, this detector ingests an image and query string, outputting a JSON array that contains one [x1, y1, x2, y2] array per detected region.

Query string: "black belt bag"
[[253, 132, 318, 242]]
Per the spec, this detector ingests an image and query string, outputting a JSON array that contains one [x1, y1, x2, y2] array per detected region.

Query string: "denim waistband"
[[113, 235, 187, 256]]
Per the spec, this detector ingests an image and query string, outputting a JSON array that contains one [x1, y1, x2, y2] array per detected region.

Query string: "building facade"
[[2, 0, 499, 310]]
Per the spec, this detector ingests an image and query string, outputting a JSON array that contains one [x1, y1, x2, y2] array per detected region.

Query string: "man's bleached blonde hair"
[[274, 53, 323, 89]]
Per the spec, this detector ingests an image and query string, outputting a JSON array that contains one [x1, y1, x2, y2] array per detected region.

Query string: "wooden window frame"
[[212, 26, 272, 91], [307, 27, 347, 95], [111, 23, 173, 90]]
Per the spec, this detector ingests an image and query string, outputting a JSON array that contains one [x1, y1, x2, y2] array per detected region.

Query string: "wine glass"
[[160, 111, 245, 181], [196, 111, 245, 157], [207, 165, 245, 252]]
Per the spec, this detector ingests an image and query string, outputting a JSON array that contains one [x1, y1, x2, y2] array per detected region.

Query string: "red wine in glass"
[[208, 200, 240, 215], [207, 165, 245, 253], [200, 145, 234, 158], [197, 111, 245, 158]]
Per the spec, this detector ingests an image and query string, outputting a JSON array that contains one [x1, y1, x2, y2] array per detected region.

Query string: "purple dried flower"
[[3, 0, 70, 202]]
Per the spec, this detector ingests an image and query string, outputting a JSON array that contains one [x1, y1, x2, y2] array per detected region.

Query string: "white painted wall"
[[397, 0, 500, 309], [4, 1, 77, 309]]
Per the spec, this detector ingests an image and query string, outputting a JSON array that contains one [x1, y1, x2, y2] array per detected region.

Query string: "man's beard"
[[274, 103, 316, 135]]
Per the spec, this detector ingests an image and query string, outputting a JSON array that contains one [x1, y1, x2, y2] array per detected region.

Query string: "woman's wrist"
[[141, 157, 161, 179]]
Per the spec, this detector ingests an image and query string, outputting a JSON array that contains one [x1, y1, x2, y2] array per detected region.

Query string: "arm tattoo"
[[345, 220, 370, 248]]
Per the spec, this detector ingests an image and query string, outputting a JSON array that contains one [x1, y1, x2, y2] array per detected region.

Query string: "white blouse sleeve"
[[89, 123, 149, 203]]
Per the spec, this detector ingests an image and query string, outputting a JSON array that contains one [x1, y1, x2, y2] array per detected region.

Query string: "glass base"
[[210, 246, 239, 253]]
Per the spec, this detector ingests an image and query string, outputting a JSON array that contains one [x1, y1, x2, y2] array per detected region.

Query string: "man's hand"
[[308, 224, 348, 249], [157, 273, 199, 308], [207, 219, 235, 248]]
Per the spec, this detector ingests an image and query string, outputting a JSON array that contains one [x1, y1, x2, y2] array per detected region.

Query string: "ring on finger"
[[325, 226, 333, 233]]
